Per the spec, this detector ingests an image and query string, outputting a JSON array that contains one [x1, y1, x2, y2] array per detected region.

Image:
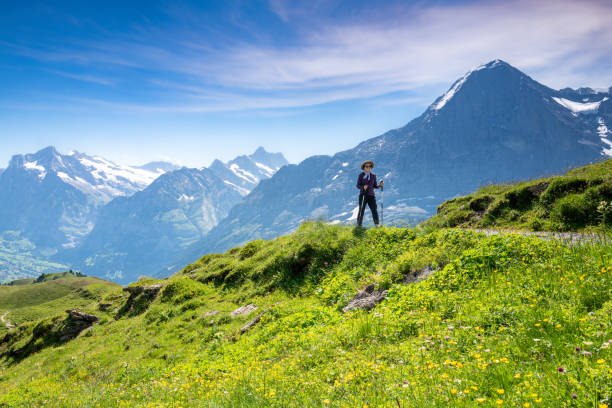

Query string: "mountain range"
[[59, 148, 288, 283], [2, 59, 610, 284], [165, 60, 611, 273], [0, 147, 288, 283]]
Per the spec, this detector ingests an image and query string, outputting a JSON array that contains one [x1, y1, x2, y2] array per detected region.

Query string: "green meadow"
[[0, 271, 119, 334], [0, 159, 611, 407], [0, 223, 610, 407]]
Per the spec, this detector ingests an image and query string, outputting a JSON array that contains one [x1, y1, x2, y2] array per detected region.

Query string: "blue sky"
[[1, 0, 611, 168]]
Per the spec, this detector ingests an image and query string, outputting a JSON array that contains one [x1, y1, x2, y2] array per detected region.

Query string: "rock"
[[98, 302, 113, 310], [239, 303, 279, 334], [123, 284, 163, 296], [403, 266, 434, 284], [205, 310, 219, 317], [527, 182, 549, 197], [66, 310, 99, 323], [231, 303, 258, 317], [342, 285, 388, 313], [240, 313, 263, 334], [117, 284, 163, 318]]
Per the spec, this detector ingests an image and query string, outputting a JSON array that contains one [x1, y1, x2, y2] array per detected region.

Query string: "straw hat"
[[361, 160, 374, 170]]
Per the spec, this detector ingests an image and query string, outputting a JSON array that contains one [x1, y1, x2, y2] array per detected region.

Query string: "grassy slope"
[[0, 222, 610, 407], [425, 158, 612, 232], [0, 272, 119, 333]]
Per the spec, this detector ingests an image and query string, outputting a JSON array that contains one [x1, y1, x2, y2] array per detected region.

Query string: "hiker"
[[356, 160, 383, 227]]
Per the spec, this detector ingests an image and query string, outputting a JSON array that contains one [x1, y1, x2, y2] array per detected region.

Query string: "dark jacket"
[[356, 171, 378, 196]]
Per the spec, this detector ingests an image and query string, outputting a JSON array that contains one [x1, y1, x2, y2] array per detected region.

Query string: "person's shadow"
[[352, 225, 366, 237]]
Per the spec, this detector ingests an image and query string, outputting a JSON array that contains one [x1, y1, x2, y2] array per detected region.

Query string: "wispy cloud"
[[6, 0, 612, 112], [46, 69, 116, 86]]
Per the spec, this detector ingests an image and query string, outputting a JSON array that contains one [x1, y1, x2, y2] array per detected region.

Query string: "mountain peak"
[[36, 146, 60, 157], [479, 59, 510, 70], [430, 59, 526, 111]]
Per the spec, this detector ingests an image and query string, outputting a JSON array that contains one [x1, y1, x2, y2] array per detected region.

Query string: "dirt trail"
[[468, 228, 610, 245], [1, 311, 15, 329]]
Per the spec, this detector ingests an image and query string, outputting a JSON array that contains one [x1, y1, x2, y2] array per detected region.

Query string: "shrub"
[[160, 278, 208, 304], [469, 195, 494, 212], [550, 193, 596, 229], [540, 178, 588, 206]]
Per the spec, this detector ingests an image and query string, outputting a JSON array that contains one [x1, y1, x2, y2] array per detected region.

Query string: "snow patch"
[[552, 97, 607, 114], [78, 156, 161, 187], [223, 180, 250, 196], [347, 205, 360, 221], [255, 162, 275, 176], [57, 171, 72, 182], [177, 194, 195, 203], [597, 117, 612, 156], [23, 161, 46, 180], [433, 63, 490, 111], [342, 162, 349, 167], [229, 163, 258, 183]]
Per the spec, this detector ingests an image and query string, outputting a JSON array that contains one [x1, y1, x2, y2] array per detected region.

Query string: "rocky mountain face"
[[209, 147, 289, 195], [58, 147, 288, 283], [166, 60, 611, 271]]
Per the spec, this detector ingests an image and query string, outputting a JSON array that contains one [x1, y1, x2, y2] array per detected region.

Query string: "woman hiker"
[[356, 160, 384, 227]]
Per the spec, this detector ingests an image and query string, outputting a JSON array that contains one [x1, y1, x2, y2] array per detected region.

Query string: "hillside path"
[[1, 311, 15, 329], [467, 228, 610, 245]]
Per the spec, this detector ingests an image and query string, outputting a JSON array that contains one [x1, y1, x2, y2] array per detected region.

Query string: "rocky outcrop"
[[239, 303, 279, 334], [1, 309, 100, 361], [60, 309, 99, 342], [66, 309, 99, 323], [342, 284, 388, 313], [123, 284, 163, 296], [403, 266, 434, 284], [240, 313, 263, 334], [117, 284, 163, 318], [231, 303, 258, 317]]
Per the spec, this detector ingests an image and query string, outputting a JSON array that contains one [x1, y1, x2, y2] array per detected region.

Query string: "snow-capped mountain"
[[209, 147, 289, 195], [6, 147, 169, 204], [135, 161, 181, 173], [0, 147, 173, 281], [168, 60, 611, 266], [60, 147, 288, 283]]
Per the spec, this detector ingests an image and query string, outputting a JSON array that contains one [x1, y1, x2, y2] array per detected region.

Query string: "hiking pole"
[[380, 179, 384, 226]]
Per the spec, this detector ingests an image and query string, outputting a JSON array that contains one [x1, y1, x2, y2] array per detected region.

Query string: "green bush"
[[160, 278, 207, 304], [540, 177, 588, 206], [550, 193, 596, 229]]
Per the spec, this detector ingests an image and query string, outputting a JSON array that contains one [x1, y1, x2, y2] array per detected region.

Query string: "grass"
[[0, 221, 609, 407], [425, 158, 612, 232], [0, 271, 119, 333]]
